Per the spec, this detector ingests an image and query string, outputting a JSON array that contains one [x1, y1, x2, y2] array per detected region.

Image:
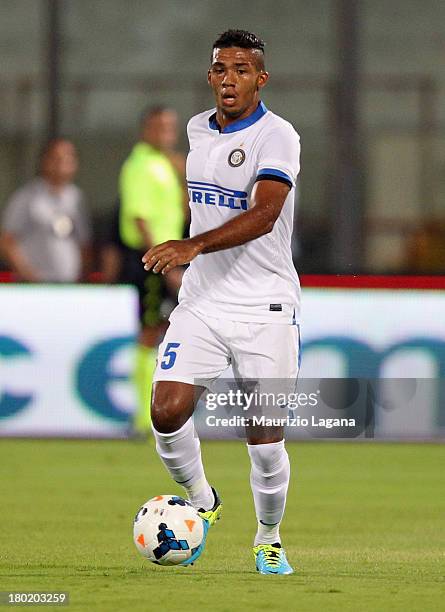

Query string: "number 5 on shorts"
[[161, 342, 181, 370]]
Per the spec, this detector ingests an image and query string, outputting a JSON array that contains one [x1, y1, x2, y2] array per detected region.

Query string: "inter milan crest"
[[228, 148, 246, 167]]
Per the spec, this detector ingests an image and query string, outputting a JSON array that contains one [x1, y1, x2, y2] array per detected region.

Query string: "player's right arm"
[[142, 178, 290, 274], [192, 178, 290, 252], [142, 120, 300, 275]]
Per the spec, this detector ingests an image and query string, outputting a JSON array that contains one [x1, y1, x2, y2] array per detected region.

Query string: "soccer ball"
[[133, 495, 205, 566]]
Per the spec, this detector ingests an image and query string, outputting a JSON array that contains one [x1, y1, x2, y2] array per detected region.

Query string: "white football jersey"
[[179, 102, 301, 324]]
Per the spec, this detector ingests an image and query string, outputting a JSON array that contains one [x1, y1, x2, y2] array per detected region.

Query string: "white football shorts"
[[153, 303, 301, 386]]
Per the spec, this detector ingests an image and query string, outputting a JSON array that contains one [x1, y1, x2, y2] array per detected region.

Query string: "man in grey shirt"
[[0, 138, 91, 282]]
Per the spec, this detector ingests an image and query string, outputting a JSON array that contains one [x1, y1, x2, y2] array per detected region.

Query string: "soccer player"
[[142, 30, 301, 574]]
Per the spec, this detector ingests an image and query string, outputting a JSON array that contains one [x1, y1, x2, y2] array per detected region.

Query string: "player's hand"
[[142, 239, 204, 275]]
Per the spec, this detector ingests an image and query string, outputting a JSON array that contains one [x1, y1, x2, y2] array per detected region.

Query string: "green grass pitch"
[[0, 440, 444, 611]]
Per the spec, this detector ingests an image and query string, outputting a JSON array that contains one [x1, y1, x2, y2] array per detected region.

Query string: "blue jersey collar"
[[209, 101, 267, 133]]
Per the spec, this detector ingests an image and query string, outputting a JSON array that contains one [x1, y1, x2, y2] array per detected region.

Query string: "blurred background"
[[1, 0, 444, 274], [1, 7, 443, 605], [1, 0, 444, 440]]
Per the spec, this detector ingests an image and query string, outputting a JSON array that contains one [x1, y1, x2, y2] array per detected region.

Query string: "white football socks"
[[152, 418, 214, 511], [248, 440, 290, 546]]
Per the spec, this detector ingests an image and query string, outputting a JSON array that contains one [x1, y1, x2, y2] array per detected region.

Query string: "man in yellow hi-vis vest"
[[119, 106, 186, 436]]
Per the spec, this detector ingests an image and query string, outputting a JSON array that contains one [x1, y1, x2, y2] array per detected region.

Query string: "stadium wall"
[[0, 282, 444, 440]]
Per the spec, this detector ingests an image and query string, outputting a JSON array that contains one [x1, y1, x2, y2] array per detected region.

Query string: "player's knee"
[[151, 389, 188, 434], [248, 440, 287, 475]]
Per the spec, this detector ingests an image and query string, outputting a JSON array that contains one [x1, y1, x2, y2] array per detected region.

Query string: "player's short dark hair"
[[213, 29, 265, 54], [211, 29, 265, 69]]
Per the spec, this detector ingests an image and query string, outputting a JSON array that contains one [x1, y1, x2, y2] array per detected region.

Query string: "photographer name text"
[[205, 415, 356, 429]]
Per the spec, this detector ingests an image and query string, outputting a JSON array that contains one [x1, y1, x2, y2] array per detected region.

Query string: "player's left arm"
[[142, 179, 290, 274]]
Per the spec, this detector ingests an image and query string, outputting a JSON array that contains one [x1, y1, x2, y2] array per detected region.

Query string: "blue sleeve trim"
[[257, 168, 293, 187], [258, 168, 293, 182], [256, 168, 293, 188]]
